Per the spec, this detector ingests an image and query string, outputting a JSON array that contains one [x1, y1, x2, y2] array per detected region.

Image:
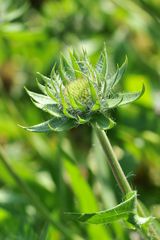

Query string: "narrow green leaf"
[[50, 63, 57, 79], [88, 81, 98, 103], [65, 191, 136, 224], [107, 56, 128, 90], [45, 84, 59, 103], [50, 64, 62, 90], [36, 78, 47, 95], [96, 45, 108, 79], [36, 72, 58, 97], [70, 51, 83, 79], [21, 117, 76, 132], [63, 109, 76, 119], [115, 56, 128, 86], [66, 89, 86, 112], [60, 54, 75, 80], [66, 89, 79, 110], [60, 86, 76, 119], [60, 85, 68, 109], [118, 84, 145, 106], [102, 81, 107, 97], [82, 49, 97, 81], [59, 57, 69, 85], [20, 119, 54, 132], [37, 72, 51, 85], [25, 88, 55, 105], [74, 98, 87, 112]]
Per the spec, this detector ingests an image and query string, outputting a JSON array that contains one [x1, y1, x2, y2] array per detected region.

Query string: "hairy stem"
[[94, 126, 159, 240], [0, 146, 72, 240]]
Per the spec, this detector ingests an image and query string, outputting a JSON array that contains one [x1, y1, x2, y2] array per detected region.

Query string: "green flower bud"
[[22, 46, 144, 132]]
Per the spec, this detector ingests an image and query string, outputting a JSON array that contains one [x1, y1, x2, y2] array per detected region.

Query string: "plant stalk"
[[0, 146, 72, 240], [94, 126, 159, 240], [94, 126, 131, 194]]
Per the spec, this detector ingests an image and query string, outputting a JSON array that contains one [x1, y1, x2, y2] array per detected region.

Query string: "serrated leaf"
[[118, 84, 145, 106], [65, 191, 136, 224], [21, 117, 76, 132], [92, 114, 115, 130]]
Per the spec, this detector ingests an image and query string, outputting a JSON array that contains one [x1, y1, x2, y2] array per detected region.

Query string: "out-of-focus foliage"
[[0, 0, 160, 239]]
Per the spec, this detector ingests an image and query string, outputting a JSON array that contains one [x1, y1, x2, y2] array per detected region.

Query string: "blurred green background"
[[0, 0, 160, 239]]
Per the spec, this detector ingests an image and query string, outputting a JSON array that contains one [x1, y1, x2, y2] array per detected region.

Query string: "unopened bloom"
[[23, 47, 144, 132]]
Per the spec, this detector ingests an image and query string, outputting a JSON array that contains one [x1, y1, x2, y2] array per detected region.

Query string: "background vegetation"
[[0, 0, 160, 239]]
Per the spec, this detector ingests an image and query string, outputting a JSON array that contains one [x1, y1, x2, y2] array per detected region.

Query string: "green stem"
[[94, 126, 159, 240], [94, 126, 131, 194], [0, 146, 72, 240]]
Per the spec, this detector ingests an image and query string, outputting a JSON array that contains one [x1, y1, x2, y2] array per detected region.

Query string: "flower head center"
[[64, 78, 91, 105]]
